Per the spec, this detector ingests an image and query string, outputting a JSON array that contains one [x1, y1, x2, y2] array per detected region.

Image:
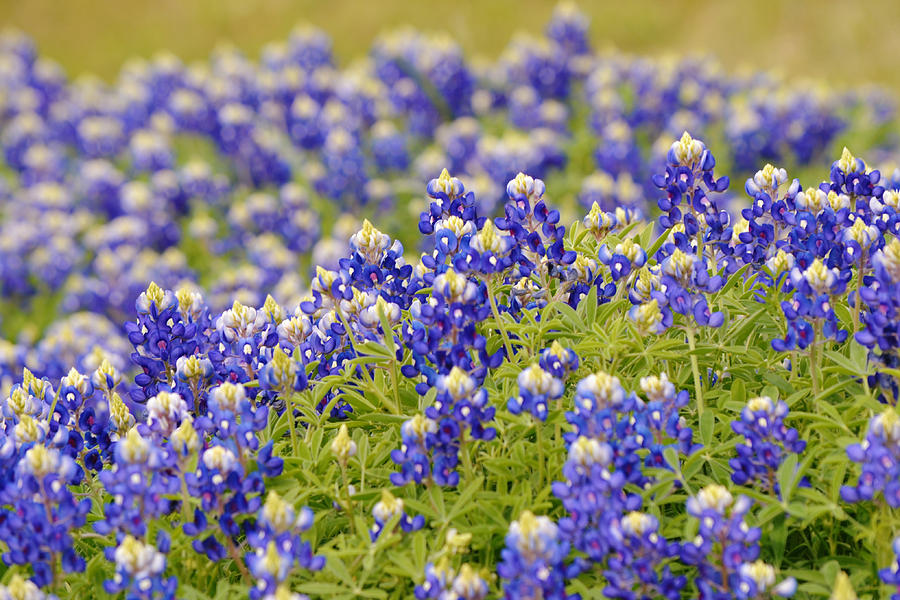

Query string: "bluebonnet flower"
[[638, 372, 699, 465], [0, 574, 57, 600], [497, 172, 575, 278], [552, 434, 639, 563], [682, 485, 796, 599], [258, 346, 308, 400], [400, 367, 497, 487], [628, 299, 672, 336], [103, 532, 177, 600], [656, 247, 725, 328], [245, 491, 324, 600], [183, 442, 265, 563], [599, 237, 647, 282], [840, 408, 900, 505], [880, 536, 900, 600], [508, 363, 564, 421], [126, 282, 205, 403], [415, 562, 450, 599], [95, 427, 179, 539], [602, 511, 686, 600], [390, 414, 437, 486], [857, 239, 900, 402], [402, 266, 500, 394], [497, 510, 574, 600], [546, 2, 591, 60], [419, 169, 477, 236], [0, 442, 91, 586], [370, 120, 409, 173], [369, 489, 424, 541], [771, 258, 849, 351], [416, 560, 489, 600], [654, 131, 730, 237], [538, 341, 579, 380], [499, 35, 569, 100], [582, 202, 617, 244], [313, 128, 367, 204], [452, 219, 520, 277], [594, 121, 643, 178], [729, 396, 806, 494], [130, 128, 174, 172], [145, 389, 188, 436]]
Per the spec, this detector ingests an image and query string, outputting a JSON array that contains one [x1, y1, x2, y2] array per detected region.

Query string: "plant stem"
[[686, 326, 704, 416], [852, 251, 865, 333], [180, 467, 192, 523], [224, 534, 252, 584], [810, 319, 822, 399], [459, 429, 474, 483], [388, 352, 401, 416], [340, 463, 357, 537], [535, 418, 546, 487], [284, 387, 299, 455], [487, 277, 515, 358]]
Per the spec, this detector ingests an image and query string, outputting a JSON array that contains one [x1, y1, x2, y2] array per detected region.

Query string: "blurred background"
[[1, 0, 898, 94], [0, 0, 895, 350]]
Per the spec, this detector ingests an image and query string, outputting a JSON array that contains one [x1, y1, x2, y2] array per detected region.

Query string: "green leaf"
[[447, 476, 484, 521], [700, 410, 714, 446], [777, 453, 799, 503]]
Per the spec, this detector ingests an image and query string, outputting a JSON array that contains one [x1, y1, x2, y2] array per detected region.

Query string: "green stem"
[[874, 500, 895, 568], [535, 418, 546, 487], [388, 355, 401, 416], [284, 388, 299, 455], [179, 466, 192, 524], [223, 534, 251, 584], [686, 326, 704, 416], [459, 429, 474, 483], [810, 319, 822, 399], [487, 277, 515, 358], [852, 252, 865, 334], [340, 463, 357, 537]]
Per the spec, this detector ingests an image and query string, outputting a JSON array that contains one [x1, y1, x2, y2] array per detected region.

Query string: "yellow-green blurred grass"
[[0, 0, 898, 96]]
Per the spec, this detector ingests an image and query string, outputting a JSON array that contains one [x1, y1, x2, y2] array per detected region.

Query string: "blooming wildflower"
[[841, 408, 900, 505], [538, 341, 580, 380], [730, 396, 806, 494], [370, 489, 424, 541], [508, 363, 564, 421], [246, 491, 324, 599], [497, 510, 573, 600], [0, 575, 56, 600], [681, 485, 797, 599], [104, 533, 176, 600], [390, 414, 438, 486]]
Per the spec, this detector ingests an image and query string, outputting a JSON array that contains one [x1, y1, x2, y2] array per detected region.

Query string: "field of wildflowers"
[[1, 3, 900, 599]]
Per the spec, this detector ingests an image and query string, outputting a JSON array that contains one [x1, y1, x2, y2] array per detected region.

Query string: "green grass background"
[[1, 0, 898, 95]]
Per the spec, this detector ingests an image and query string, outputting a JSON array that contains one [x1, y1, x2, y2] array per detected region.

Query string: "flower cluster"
[[392, 367, 496, 487], [245, 491, 324, 599], [0, 9, 898, 599], [682, 485, 796, 599], [730, 396, 806, 494], [497, 510, 574, 600], [508, 363, 564, 421], [370, 489, 424, 541], [880, 536, 900, 600], [840, 408, 900, 506], [857, 238, 900, 402]]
